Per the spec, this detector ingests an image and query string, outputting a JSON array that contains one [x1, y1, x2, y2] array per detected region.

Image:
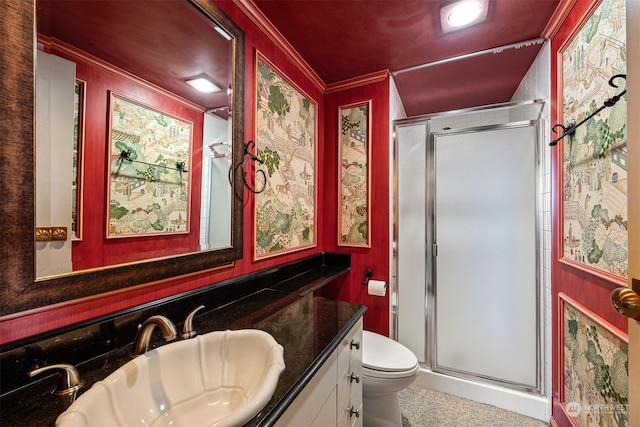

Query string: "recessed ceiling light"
[[448, 1, 482, 26], [185, 76, 222, 93], [440, 0, 489, 33]]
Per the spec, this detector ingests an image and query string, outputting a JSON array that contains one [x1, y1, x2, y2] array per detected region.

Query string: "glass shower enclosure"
[[392, 99, 546, 417]]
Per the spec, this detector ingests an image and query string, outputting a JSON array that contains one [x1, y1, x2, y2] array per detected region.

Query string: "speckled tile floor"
[[399, 385, 549, 427]]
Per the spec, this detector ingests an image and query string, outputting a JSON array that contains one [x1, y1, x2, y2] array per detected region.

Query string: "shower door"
[[431, 122, 540, 391]]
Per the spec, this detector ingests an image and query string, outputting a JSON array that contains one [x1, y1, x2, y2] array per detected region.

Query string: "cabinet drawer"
[[350, 381, 362, 412], [310, 388, 337, 427], [337, 369, 351, 415], [338, 368, 363, 410], [338, 318, 363, 376], [338, 398, 363, 427], [338, 406, 350, 427], [276, 318, 363, 427], [274, 352, 337, 427], [350, 325, 363, 372], [351, 402, 363, 427]]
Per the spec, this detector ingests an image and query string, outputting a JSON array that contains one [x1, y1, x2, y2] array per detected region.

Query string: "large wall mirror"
[[0, 0, 245, 316]]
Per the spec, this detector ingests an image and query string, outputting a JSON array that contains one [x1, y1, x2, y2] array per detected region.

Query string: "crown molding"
[[232, 0, 326, 93], [542, 0, 579, 39], [325, 70, 390, 94]]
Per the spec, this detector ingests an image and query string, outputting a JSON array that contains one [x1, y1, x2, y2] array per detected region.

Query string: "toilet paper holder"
[[361, 269, 387, 287], [361, 269, 373, 286]]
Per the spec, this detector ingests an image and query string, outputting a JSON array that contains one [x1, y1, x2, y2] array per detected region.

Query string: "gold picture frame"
[[106, 92, 193, 238], [338, 100, 371, 248], [556, 0, 627, 284], [253, 52, 318, 259], [558, 293, 628, 425]]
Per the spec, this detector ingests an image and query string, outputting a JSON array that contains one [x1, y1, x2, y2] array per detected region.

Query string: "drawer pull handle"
[[350, 339, 360, 350], [350, 406, 361, 418], [350, 372, 360, 383]]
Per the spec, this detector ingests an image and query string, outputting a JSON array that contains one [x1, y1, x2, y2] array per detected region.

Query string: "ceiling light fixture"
[[440, 0, 488, 33], [448, 1, 481, 26], [214, 25, 233, 41], [185, 76, 222, 93]]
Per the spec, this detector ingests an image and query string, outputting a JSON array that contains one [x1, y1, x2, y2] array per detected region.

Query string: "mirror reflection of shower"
[[200, 108, 232, 250]]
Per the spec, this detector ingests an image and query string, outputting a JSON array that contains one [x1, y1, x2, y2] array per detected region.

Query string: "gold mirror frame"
[[0, 0, 245, 316]]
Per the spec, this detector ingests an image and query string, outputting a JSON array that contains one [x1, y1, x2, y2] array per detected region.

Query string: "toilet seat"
[[362, 331, 419, 379]]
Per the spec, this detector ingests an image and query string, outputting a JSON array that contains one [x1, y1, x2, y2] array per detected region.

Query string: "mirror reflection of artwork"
[[107, 93, 192, 238], [254, 54, 317, 259], [338, 101, 371, 247], [1, 0, 244, 315], [560, 0, 627, 281]]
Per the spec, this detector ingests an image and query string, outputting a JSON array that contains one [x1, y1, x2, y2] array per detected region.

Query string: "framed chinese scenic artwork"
[[253, 52, 317, 259], [557, 0, 627, 284], [559, 293, 629, 426], [107, 92, 193, 238], [338, 100, 371, 247]]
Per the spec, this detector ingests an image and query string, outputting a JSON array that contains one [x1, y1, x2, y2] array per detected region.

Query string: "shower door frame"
[[427, 120, 544, 395], [391, 100, 548, 412]]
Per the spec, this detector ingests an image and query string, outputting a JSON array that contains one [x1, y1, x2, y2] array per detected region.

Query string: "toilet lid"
[[362, 330, 418, 372]]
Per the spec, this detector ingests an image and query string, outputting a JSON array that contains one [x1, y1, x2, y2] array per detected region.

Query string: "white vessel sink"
[[56, 329, 285, 427]]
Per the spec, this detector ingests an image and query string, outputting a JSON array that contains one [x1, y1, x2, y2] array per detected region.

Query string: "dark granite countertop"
[[0, 253, 366, 427]]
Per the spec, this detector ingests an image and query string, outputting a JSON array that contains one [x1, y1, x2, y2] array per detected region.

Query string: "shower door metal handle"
[[610, 278, 640, 321]]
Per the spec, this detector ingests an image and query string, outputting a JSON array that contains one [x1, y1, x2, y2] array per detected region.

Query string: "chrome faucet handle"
[[28, 363, 82, 396], [181, 304, 205, 339]]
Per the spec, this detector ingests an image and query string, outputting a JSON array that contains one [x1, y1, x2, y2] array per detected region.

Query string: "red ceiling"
[[253, 0, 560, 115], [36, 0, 560, 117], [37, 1, 233, 112]]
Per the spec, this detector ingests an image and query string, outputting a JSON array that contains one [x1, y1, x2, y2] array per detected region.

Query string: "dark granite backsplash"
[[0, 252, 365, 427]]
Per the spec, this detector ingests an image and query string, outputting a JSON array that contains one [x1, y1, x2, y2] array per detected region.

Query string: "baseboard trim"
[[415, 368, 551, 422]]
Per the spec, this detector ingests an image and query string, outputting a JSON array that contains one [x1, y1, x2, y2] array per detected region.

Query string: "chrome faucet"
[[181, 305, 205, 339], [131, 315, 178, 357]]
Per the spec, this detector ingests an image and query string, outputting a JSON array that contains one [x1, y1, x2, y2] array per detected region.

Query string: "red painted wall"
[[1, 0, 394, 344], [319, 79, 392, 336], [550, 0, 628, 424], [0, 0, 327, 344], [46, 44, 205, 270]]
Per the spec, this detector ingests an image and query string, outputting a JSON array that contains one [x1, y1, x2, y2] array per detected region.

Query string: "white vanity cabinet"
[[337, 318, 363, 427], [274, 318, 363, 427]]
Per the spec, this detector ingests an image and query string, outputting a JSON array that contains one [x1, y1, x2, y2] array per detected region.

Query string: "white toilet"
[[362, 330, 420, 427]]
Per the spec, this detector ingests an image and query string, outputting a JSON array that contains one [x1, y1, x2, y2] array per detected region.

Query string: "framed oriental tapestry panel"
[[338, 100, 371, 247], [559, 293, 629, 426], [558, 0, 627, 284], [254, 53, 317, 260]]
